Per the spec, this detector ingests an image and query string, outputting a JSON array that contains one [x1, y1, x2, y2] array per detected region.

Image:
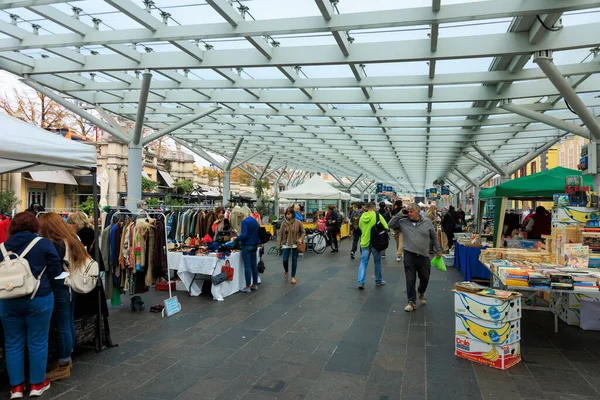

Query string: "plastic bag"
[[431, 256, 447, 272]]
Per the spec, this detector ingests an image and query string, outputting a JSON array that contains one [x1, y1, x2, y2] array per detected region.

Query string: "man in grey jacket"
[[389, 203, 443, 312]]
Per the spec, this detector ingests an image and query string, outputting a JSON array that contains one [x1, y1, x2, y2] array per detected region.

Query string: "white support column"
[[131, 71, 152, 146], [222, 170, 231, 206], [273, 166, 287, 217], [534, 51, 600, 140], [20, 78, 130, 143], [349, 174, 363, 189], [471, 145, 506, 176], [142, 107, 220, 145], [127, 142, 143, 211], [259, 157, 273, 180], [107, 166, 119, 207], [500, 100, 590, 139]]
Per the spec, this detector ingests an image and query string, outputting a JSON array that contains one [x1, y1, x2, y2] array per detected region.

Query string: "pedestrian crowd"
[[0, 210, 99, 399]]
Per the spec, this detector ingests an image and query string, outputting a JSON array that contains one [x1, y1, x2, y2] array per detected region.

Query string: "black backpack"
[[258, 227, 271, 244], [370, 212, 389, 251]]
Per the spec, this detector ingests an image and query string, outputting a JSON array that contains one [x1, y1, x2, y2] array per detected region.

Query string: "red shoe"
[[10, 384, 24, 399], [29, 380, 51, 397]]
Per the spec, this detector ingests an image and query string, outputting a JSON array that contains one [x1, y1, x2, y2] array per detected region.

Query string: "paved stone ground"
[[6, 239, 600, 399]]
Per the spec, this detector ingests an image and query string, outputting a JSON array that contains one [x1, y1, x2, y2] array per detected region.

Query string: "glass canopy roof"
[[1, 0, 599, 195]]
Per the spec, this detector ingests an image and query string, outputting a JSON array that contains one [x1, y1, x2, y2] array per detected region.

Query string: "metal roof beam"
[[258, 156, 273, 180], [170, 135, 224, 170], [500, 101, 590, 139], [505, 134, 566, 176], [9, 22, 600, 72], [534, 51, 600, 140], [471, 145, 506, 175], [2, 0, 597, 50], [100, 96, 600, 119], [131, 71, 152, 146], [30, 59, 600, 91], [232, 148, 268, 171], [58, 75, 600, 105], [141, 106, 220, 146], [20, 77, 130, 143]]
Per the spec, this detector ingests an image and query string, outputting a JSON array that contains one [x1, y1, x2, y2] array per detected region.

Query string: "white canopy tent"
[[0, 112, 104, 349], [279, 175, 351, 200], [0, 113, 97, 174]]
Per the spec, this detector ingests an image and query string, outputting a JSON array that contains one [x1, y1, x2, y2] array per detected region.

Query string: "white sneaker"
[[404, 302, 416, 312], [419, 293, 427, 306], [396, 257, 402, 262]]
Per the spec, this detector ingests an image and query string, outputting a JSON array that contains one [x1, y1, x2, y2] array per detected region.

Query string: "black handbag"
[[211, 272, 228, 285], [258, 259, 265, 274]]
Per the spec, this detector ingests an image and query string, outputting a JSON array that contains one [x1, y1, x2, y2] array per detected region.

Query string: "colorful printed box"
[[454, 291, 521, 322], [455, 334, 521, 370], [455, 314, 521, 345]]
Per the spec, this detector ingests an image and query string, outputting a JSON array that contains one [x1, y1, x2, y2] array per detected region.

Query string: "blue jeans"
[[357, 246, 383, 285], [282, 248, 299, 278], [53, 280, 76, 363], [242, 245, 258, 287], [0, 294, 54, 385]]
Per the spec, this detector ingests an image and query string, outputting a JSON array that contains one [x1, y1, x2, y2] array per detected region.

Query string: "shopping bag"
[[212, 272, 228, 285], [222, 260, 234, 281], [431, 256, 447, 272]]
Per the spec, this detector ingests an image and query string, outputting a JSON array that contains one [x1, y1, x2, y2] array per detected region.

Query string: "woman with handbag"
[[277, 208, 306, 284], [39, 213, 90, 382], [0, 212, 63, 398]]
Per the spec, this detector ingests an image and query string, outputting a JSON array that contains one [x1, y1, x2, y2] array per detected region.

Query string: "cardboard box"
[[454, 291, 521, 322], [564, 292, 600, 309], [455, 314, 521, 345], [455, 335, 521, 370], [580, 298, 600, 331]]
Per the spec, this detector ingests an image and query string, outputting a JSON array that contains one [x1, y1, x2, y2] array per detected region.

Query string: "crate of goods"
[[455, 314, 521, 345], [455, 335, 521, 370], [454, 290, 521, 322], [454, 284, 522, 370]]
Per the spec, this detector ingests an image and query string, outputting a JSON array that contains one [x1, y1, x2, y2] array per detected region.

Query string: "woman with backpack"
[[0, 212, 63, 398], [39, 213, 89, 382]]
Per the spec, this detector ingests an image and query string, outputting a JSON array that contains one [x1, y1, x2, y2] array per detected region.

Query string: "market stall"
[[280, 175, 352, 239], [0, 113, 111, 351], [478, 167, 593, 247], [167, 250, 260, 301]]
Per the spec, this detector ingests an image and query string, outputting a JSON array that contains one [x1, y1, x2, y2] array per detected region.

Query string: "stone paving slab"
[[2, 238, 599, 399]]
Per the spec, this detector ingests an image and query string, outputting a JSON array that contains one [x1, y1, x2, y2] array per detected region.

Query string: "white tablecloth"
[[167, 250, 260, 301]]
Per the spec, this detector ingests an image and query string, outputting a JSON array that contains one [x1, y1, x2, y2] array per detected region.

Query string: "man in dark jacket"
[[326, 205, 342, 252], [349, 203, 365, 259], [441, 206, 461, 251]]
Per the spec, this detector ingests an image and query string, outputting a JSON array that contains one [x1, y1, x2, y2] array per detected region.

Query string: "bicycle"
[[305, 229, 335, 254]]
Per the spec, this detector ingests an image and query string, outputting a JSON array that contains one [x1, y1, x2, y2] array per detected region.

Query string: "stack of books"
[[570, 272, 600, 291], [549, 273, 574, 290], [527, 272, 551, 288]]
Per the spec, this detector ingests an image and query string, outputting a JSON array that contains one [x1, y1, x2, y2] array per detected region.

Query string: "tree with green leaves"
[[142, 177, 158, 192], [0, 190, 19, 214], [173, 179, 194, 195]]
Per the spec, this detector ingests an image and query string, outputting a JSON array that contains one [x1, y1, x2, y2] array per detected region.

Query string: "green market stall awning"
[[479, 167, 593, 200]]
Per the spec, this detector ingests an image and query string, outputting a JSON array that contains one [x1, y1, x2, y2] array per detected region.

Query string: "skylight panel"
[[436, 58, 495, 74], [364, 62, 427, 77], [439, 19, 512, 39]]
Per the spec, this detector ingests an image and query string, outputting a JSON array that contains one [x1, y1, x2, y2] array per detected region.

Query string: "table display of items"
[[453, 282, 522, 370], [167, 234, 261, 301]]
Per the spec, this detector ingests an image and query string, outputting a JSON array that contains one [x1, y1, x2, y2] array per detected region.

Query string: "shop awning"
[[74, 174, 101, 186], [158, 170, 175, 188], [142, 171, 151, 180], [28, 171, 78, 185]]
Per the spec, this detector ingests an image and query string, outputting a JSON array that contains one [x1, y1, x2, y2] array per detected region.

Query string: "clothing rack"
[[108, 210, 173, 303], [162, 205, 216, 211]]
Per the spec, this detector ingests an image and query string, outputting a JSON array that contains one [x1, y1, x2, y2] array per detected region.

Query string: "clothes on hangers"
[[102, 213, 168, 299]]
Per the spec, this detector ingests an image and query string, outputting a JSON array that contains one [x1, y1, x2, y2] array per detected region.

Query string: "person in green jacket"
[[357, 202, 389, 290]]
